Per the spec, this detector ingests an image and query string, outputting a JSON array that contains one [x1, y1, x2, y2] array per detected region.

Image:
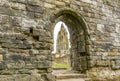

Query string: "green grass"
[[54, 62, 71, 69]]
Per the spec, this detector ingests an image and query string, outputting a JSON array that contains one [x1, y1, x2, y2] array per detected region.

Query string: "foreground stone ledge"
[[0, 73, 55, 81], [87, 68, 120, 81]]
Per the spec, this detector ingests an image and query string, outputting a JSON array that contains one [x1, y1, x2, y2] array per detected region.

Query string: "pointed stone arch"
[[50, 9, 91, 72]]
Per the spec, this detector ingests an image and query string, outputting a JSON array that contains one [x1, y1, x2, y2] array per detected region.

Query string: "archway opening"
[[52, 21, 71, 70], [51, 10, 90, 73]]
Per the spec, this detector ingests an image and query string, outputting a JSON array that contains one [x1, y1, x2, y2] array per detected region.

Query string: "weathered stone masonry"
[[0, 0, 120, 80]]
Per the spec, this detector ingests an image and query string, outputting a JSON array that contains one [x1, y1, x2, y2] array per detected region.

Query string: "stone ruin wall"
[[0, 0, 119, 80]]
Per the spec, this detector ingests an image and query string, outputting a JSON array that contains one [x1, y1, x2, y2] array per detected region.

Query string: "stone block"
[[115, 60, 120, 67], [28, 0, 43, 6], [92, 55, 102, 60], [32, 42, 40, 49], [34, 13, 43, 18], [112, 60, 120, 69], [39, 50, 51, 55], [25, 62, 35, 69], [1, 43, 15, 48], [34, 55, 47, 61], [11, 3, 26, 10], [23, 40, 32, 49], [0, 15, 9, 24], [22, 18, 37, 28], [78, 42, 86, 53], [0, 69, 16, 75], [39, 36, 51, 42], [35, 61, 51, 68], [0, 48, 5, 54], [26, 5, 35, 12], [0, 7, 14, 16], [10, 16, 22, 26], [97, 24, 105, 33], [0, 26, 12, 32], [44, 0, 55, 3], [18, 69, 31, 74], [44, 3, 56, 8], [26, 5, 44, 13], [11, 0, 26, 2], [83, 6, 92, 13], [24, 75, 41, 81], [47, 55, 53, 61], [64, 0, 71, 4], [33, 29, 50, 37], [0, 54, 3, 61], [81, 0, 91, 3], [112, 48, 119, 52], [18, 44, 32, 49], [26, 11, 35, 19], [0, 75, 13, 81], [41, 73, 56, 81], [6, 61, 26, 69], [0, 74, 45, 81], [17, 0, 26, 4], [86, 45, 92, 52], [21, 28, 31, 34], [32, 29, 40, 36], [96, 60, 110, 67], [10, 55, 30, 61], [0, 0, 10, 7], [33, 42, 51, 50], [55, 1, 66, 7], [34, 6, 44, 13], [108, 52, 118, 56], [29, 49, 39, 55], [0, 62, 5, 70]]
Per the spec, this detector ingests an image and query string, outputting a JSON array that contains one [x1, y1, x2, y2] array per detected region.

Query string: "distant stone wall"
[[0, 0, 119, 80], [55, 24, 70, 65], [56, 24, 69, 52]]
